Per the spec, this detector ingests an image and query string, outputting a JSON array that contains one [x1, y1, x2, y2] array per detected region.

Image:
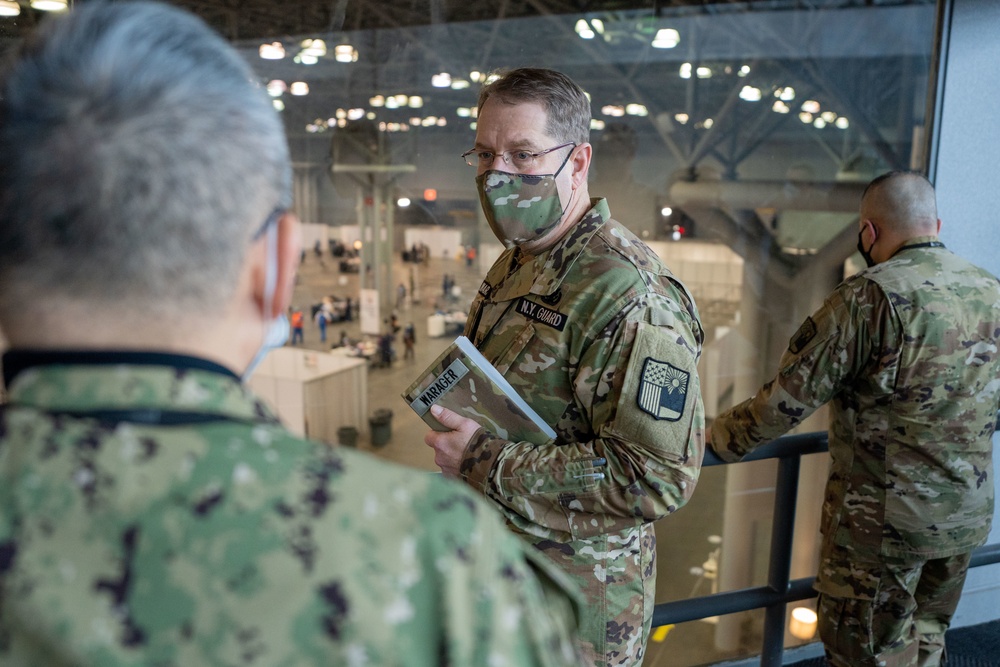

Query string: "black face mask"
[[857, 229, 876, 268]]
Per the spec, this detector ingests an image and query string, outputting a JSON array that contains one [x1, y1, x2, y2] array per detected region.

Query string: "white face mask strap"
[[242, 220, 288, 381], [263, 221, 279, 319]]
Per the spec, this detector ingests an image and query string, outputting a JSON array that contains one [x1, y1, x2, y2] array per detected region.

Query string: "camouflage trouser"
[[815, 546, 972, 667], [542, 528, 655, 667]]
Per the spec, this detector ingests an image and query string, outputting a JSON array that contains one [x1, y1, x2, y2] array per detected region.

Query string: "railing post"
[[760, 455, 801, 667]]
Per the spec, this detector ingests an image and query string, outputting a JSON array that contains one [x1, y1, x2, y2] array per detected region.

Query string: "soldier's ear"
[[272, 212, 302, 317], [570, 142, 592, 188]]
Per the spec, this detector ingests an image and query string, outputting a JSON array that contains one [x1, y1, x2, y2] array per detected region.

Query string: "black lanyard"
[[891, 240, 945, 258]]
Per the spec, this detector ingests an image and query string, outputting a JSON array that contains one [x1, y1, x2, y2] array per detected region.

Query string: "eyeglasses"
[[251, 207, 285, 241], [461, 142, 576, 171]]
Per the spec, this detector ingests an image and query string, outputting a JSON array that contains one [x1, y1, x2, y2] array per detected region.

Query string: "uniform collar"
[[2, 350, 277, 425], [486, 198, 610, 301], [886, 235, 945, 261]]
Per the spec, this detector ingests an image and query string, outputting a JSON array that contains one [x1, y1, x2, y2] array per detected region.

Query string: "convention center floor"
[[289, 250, 484, 470]]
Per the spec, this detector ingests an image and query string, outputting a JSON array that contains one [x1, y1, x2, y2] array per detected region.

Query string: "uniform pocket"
[[490, 322, 536, 376]]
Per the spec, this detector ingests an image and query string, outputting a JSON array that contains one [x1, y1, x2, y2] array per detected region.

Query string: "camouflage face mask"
[[476, 151, 573, 249]]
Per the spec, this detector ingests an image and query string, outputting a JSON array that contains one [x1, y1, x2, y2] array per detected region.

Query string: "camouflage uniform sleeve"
[[710, 278, 886, 461], [460, 292, 705, 540], [426, 479, 586, 666]]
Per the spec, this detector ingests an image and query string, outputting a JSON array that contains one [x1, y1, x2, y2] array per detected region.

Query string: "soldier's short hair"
[[477, 67, 591, 146], [0, 1, 292, 319], [861, 171, 937, 232]]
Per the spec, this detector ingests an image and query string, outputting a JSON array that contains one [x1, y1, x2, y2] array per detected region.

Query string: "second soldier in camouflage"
[[709, 171, 1000, 667]]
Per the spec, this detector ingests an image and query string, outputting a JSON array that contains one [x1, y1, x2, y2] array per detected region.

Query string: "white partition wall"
[[299, 222, 329, 255], [404, 227, 463, 261], [247, 346, 368, 444]]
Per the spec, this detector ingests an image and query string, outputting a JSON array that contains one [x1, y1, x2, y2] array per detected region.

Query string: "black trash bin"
[[369, 409, 393, 447], [337, 426, 359, 448]]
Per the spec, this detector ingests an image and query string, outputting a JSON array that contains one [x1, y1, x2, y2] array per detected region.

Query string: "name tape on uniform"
[[516, 298, 566, 331], [410, 358, 470, 415]]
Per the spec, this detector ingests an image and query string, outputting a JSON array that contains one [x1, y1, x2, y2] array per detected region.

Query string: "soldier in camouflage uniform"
[[709, 171, 1000, 667], [0, 6, 584, 666], [425, 68, 705, 666]]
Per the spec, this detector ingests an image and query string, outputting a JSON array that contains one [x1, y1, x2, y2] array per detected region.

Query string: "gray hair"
[[477, 67, 591, 146], [0, 1, 292, 319]]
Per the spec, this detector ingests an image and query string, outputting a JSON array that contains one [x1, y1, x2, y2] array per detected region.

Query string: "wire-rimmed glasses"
[[461, 142, 576, 171]]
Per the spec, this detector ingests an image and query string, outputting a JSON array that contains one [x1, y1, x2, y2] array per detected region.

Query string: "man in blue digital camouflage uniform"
[[0, 6, 584, 666], [425, 67, 705, 666], [709, 171, 1000, 667]]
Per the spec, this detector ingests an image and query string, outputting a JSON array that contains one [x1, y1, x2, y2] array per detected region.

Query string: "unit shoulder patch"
[[789, 317, 817, 354], [636, 358, 689, 421]]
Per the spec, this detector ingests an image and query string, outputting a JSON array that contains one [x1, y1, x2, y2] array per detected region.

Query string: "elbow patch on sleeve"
[[606, 321, 702, 462]]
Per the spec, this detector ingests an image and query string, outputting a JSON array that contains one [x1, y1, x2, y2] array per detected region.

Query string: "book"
[[401, 335, 556, 445]]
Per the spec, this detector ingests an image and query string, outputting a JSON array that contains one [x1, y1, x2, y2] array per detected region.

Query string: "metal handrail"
[[651, 431, 1000, 666]]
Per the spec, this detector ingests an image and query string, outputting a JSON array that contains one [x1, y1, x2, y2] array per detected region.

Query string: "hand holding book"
[[402, 336, 556, 445], [423, 404, 484, 477]]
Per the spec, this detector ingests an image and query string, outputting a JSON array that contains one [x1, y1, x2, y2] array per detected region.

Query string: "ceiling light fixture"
[[739, 86, 762, 102], [266, 80, 287, 97], [334, 44, 358, 63], [29, 0, 66, 11], [258, 42, 285, 60], [575, 19, 595, 39], [289, 81, 309, 96], [652, 28, 680, 49], [300, 38, 327, 57], [431, 72, 452, 88], [0, 1, 21, 16]]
